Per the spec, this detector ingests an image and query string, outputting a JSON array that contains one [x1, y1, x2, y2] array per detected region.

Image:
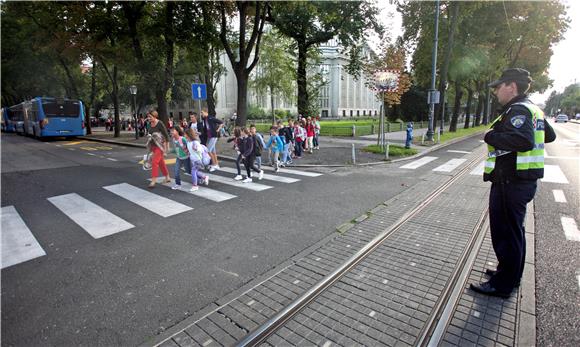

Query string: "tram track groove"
[[236, 153, 488, 347]]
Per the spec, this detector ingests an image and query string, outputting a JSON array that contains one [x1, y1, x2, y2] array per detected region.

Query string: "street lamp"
[[426, 0, 440, 142], [129, 85, 138, 139]]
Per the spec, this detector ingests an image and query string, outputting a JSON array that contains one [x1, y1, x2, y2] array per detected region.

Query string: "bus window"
[[42, 100, 81, 118]]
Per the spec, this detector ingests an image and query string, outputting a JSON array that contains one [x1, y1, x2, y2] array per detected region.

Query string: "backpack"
[[176, 137, 189, 157], [200, 144, 211, 166]]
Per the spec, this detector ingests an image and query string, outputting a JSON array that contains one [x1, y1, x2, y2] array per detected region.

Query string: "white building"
[[168, 39, 381, 119]]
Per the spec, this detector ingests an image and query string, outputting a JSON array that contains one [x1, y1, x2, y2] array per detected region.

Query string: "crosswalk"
[[1, 166, 323, 269], [399, 156, 572, 184]]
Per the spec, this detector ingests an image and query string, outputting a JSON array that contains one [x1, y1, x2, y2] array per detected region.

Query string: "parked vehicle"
[[555, 114, 568, 123]]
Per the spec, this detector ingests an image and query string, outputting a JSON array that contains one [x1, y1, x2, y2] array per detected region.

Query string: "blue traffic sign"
[[191, 83, 207, 100]]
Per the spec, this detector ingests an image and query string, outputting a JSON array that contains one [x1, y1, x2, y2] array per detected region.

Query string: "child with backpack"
[[264, 126, 284, 172], [240, 127, 264, 183], [170, 126, 191, 190], [293, 120, 306, 158], [227, 127, 244, 180], [249, 124, 266, 170], [184, 128, 209, 192]]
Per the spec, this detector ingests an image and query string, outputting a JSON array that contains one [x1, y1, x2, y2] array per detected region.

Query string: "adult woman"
[[146, 111, 171, 188]]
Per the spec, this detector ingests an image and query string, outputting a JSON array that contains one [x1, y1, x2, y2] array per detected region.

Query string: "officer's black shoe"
[[484, 269, 521, 287], [485, 268, 497, 276], [470, 281, 512, 298]]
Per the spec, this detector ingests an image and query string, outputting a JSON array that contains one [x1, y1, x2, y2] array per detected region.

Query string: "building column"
[[331, 63, 341, 118]]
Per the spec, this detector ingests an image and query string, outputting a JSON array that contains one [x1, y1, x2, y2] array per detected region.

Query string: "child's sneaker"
[[209, 165, 217, 172], [242, 177, 253, 183], [171, 184, 181, 190], [280, 163, 286, 168], [189, 185, 199, 192], [275, 167, 279, 173], [258, 170, 264, 180], [203, 176, 209, 186], [234, 174, 243, 180]]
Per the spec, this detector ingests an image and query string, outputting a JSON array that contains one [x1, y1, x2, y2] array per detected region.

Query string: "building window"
[[342, 110, 346, 117], [363, 110, 366, 116], [350, 110, 353, 117], [375, 110, 378, 116], [322, 110, 329, 117], [357, 110, 360, 117]]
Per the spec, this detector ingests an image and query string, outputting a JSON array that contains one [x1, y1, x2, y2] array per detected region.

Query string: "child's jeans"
[[174, 157, 191, 186], [281, 143, 290, 163]]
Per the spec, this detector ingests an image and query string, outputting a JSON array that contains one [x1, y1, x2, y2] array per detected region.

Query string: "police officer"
[[470, 68, 556, 298]]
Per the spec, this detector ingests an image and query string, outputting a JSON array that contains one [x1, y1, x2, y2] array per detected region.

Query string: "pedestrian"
[[170, 125, 191, 190], [264, 126, 284, 172], [189, 112, 199, 133], [276, 120, 291, 167], [250, 124, 266, 170], [240, 127, 264, 182], [470, 68, 556, 298], [199, 108, 223, 171], [183, 128, 209, 191], [313, 116, 321, 150], [305, 117, 315, 153], [227, 127, 244, 180], [293, 120, 306, 158], [146, 110, 171, 188]]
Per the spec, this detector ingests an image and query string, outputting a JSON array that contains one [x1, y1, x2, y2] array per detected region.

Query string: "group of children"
[[149, 116, 321, 190]]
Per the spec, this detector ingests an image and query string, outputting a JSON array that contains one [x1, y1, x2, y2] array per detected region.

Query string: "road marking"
[[79, 146, 98, 151], [433, 158, 467, 172], [470, 161, 485, 175], [106, 158, 118, 162], [400, 156, 437, 169], [206, 173, 272, 191], [103, 183, 192, 217], [541, 165, 569, 184], [561, 216, 580, 242], [261, 166, 323, 177], [447, 150, 471, 154], [63, 140, 88, 146], [47, 193, 134, 239], [148, 179, 236, 202], [87, 153, 96, 156], [138, 158, 176, 165], [553, 190, 567, 203], [1, 206, 46, 269], [218, 166, 300, 183]]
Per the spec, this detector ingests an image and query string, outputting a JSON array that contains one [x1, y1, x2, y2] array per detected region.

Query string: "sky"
[[373, 0, 580, 105]]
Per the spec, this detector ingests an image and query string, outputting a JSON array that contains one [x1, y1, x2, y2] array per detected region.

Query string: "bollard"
[[422, 132, 426, 145], [352, 143, 356, 165], [385, 142, 390, 160], [437, 130, 441, 144], [352, 125, 356, 137]]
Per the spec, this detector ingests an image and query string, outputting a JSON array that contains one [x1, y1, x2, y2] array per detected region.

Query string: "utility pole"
[[426, 0, 440, 142]]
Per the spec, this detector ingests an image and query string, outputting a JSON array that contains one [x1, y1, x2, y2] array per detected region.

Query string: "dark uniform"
[[471, 68, 555, 298]]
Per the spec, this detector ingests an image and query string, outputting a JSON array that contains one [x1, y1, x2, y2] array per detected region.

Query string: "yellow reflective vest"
[[484, 102, 545, 181]]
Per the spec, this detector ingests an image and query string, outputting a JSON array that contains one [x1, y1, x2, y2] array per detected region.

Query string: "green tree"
[[269, 1, 382, 116], [251, 30, 295, 123]]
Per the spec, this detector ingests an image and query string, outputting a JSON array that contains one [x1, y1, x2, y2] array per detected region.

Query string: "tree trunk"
[[58, 56, 80, 99], [450, 80, 462, 132], [158, 1, 174, 126], [434, 2, 460, 134], [155, 88, 168, 126], [270, 85, 275, 124], [113, 65, 120, 137], [297, 42, 309, 116], [205, 72, 217, 117], [86, 60, 97, 135], [235, 70, 249, 126], [474, 88, 484, 126], [463, 88, 473, 129]]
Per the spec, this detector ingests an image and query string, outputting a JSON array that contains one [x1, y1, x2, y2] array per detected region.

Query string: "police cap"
[[488, 68, 533, 88]]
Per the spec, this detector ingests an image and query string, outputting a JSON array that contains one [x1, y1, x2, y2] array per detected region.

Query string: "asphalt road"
[[534, 120, 580, 346], [2, 129, 576, 346]]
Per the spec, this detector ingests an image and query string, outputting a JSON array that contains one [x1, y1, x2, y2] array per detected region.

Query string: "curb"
[[516, 201, 536, 346], [82, 130, 485, 168]]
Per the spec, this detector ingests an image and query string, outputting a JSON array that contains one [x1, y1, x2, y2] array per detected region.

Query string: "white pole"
[[352, 143, 356, 165]]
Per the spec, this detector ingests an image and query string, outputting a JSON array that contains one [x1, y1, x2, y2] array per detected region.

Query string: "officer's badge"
[[510, 115, 526, 128]]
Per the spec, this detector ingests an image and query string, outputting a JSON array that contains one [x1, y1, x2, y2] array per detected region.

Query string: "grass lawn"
[[417, 124, 487, 144], [362, 144, 417, 157]]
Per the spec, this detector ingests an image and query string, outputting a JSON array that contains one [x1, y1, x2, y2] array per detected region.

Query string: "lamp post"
[[129, 85, 138, 139]]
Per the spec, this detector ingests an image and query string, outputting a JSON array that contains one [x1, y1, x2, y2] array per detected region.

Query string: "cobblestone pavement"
[[141, 149, 536, 347]]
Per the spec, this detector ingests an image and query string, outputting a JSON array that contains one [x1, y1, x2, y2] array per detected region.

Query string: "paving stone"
[[171, 332, 196, 347], [158, 339, 180, 347]]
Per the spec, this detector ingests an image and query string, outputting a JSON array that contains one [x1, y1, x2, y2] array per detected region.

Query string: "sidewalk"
[[82, 126, 478, 167]]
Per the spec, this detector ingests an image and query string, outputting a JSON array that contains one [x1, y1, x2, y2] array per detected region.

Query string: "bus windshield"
[[42, 100, 80, 118]]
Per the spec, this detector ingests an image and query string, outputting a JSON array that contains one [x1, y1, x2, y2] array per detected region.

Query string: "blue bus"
[[1, 107, 17, 132], [5, 97, 86, 138]]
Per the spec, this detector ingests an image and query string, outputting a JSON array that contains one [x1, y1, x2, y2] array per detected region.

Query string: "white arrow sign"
[[197, 86, 202, 98]]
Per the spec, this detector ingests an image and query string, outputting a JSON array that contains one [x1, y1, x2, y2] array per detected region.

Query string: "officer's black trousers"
[[488, 180, 537, 292]]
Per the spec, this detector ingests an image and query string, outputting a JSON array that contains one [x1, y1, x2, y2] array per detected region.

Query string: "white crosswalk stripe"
[[47, 193, 134, 238], [103, 183, 192, 217], [553, 190, 567, 203], [400, 156, 438, 169], [148, 179, 236, 202], [433, 158, 467, 172], [261, 166, 323, 177], [541, 165, 569, 184], [561, 216, 580, 242], [1, 206, 47, 269], [470, 161, 485, 175], [217, 166, 300, 183], [447, 150, 471, 154], [206, 173, 272, 191]]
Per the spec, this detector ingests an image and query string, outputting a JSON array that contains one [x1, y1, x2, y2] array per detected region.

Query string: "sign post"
[[191, 83, 207, 117], [372, 70, 400, 157]]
